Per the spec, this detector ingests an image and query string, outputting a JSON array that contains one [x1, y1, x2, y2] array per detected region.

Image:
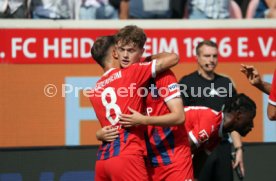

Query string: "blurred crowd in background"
[[0, 0, 275, 19]]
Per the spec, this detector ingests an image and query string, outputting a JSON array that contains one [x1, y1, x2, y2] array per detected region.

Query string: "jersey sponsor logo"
[[198, 129, 209, 143], [168, 83, 178, 92]]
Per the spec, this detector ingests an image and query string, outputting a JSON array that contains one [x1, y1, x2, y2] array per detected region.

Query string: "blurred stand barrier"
[[0, 146, 97, 181], [0, 143, 276, 181]]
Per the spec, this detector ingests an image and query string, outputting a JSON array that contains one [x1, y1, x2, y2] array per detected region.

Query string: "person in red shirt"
[[132, 70, 193, 181], [96, 25, 193, 181], [120, 93, 256, 178], [241, 64, 276, 120], [90, 32, 179, 180], [185, 93, 256, 176]]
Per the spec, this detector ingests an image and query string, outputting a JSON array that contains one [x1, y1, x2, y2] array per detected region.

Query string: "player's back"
[[90, 61, 156, 160], [184, 106, 223, 152]]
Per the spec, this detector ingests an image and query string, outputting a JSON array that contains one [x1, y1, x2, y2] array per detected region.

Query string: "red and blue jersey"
[[90, 61, 156, 160], [145, 70, 191, 166], [184, 106, 224, 153], [269, 70, 276, 106]]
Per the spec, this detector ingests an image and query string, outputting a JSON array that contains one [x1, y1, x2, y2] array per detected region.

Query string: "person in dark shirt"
[[179, 40, 244, 181], [179, 71, 236, 111]]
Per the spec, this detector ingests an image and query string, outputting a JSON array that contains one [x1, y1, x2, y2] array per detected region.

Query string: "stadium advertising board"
[[0, 28, 275, 64]]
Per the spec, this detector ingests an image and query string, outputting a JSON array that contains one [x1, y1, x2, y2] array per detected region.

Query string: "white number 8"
[[101, 87, 122, 125]]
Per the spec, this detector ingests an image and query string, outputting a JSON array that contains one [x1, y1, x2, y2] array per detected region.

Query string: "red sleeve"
[[155, 69, 180, 102], [188, 109, 216, 147], [269, 70, 276, 106]]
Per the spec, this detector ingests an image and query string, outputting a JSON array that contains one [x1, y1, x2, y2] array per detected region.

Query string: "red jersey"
[[145, 70, 191, 166], [90, 61, 156, 160], [269, 70, 276, 106], [184, 106, 224, 154]]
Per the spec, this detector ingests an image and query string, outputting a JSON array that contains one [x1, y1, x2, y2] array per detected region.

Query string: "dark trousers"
[[199, 141, 233, 181]]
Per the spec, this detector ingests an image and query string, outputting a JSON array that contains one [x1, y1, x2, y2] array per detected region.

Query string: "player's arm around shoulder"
[[146, 52, 179, 75]]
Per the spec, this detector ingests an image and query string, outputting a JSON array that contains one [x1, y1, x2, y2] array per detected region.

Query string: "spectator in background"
[[119, 0, 173, 19], [178, 40, 244, 181], [230, 0, 243, 18], [246, 0, 276, 18], [0, 0, 30, 18], [78, 0, 118, 19], [30, 0, 75, 19], [170, 0, 187, 18], [188, 0, 242, 19]]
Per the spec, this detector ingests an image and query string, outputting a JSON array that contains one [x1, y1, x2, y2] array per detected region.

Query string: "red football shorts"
[[148, 155, 194, 181], [95, 155, 148, 181]]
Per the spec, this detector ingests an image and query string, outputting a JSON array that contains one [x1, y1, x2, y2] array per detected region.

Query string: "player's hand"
[[119, 107, 146, 127], [240, 64, 262, 86], [232, 148, 245, 177], [96, 126, 119, 142]]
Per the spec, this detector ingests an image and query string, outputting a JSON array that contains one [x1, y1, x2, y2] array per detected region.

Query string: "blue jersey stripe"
[[152, 128, 171, 165], [97, 150, 103, 160], [103, 143, 111, 160], [97, 142, 108, 160], [163, 127, 175, 153], [113, 136, 120, 156], [144, 132, 159, 167], [123, 129, 129, 143]]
